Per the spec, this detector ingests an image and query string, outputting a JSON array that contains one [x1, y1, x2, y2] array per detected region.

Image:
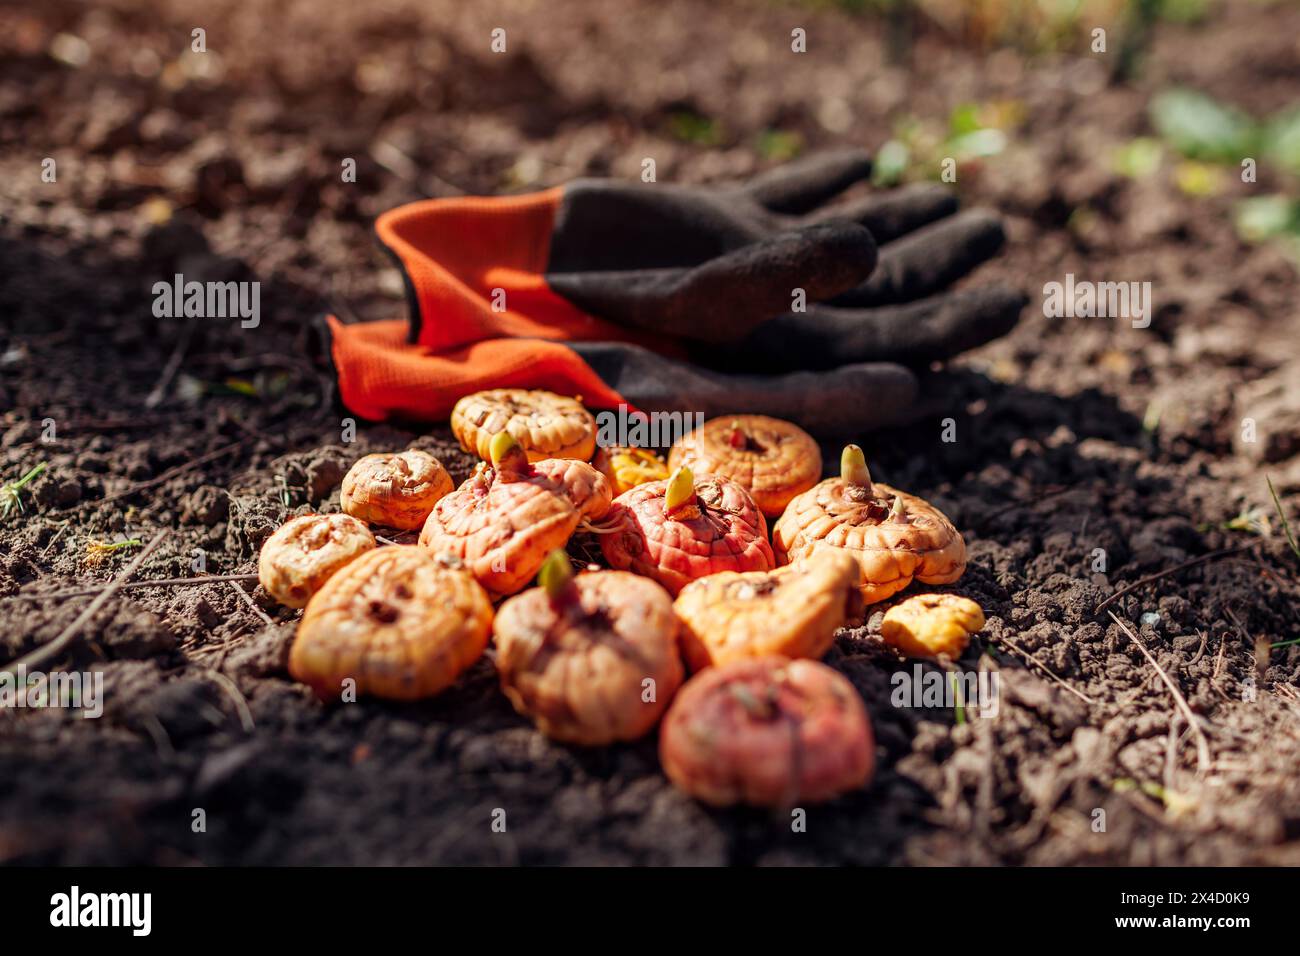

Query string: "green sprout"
[[1149, 88, 1258, 164], [1267, 475, 1300, 562], [0, 462, 48, 518], [84, 538, 143, 568], [1223, 504, 1271, 537], [872, 100, 1017, 187], [1110, 776, 1196, 815], [755, 129, 803, 163], [1141, 400, 1163, 434], [666, 110, 722, 147], [950, 671, 967, 726], [1112, 777, 1162, 799], [537, 548, 575, 602], [1112, 137, 1163, 179]]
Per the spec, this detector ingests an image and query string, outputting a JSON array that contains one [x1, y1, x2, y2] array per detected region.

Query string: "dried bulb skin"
[[452, 388, 597, 463], [340, 450, 453, 530], [669, 414, 821, 518], [259, 513, 377, 609], [600, 474, 775, 597], [530, 457, 613, 520], [494, 571, 683, 745], [660, 657, 874, 807], [880, 593, 984, 660], [674, 550, 860, 671], [593, 445, 669, 496], [289, 546, 493, 701], [418, 458, 611, 598], [773, 478, 966, 604]]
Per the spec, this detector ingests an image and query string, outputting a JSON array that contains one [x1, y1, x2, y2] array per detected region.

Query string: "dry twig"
[[5, 573, 259, 601], [3, 532, 170, 672], [69, 441, 245, 511], [228, 580, 273, 627], [1095, 543, 1257, 614], [208, 671, 255, 732], [1108, 611, 1211, 774], [991, 635, 1095, 705]]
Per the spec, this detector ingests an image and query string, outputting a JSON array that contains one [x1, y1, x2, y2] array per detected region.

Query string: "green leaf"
[[1234, 195, 1299, 243], [222, 377, 258, 398], [872, 139, 910, 186], [1150, 88, 1257, 163], [1174, 160, 1225, 197], [667, 111, 722, 146], [1113, 137, 1163, 178], [756, 129, 803, 163], [1158, 0, 1210, 24], [945, 128, 1006, 160], [1262, 107, 1300, 176], [948, 103, 983, 136], [1267, 474, 1300, 562]]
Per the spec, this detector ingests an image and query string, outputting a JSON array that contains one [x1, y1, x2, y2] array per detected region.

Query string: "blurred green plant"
[[1222, 504, 1272, 537], [755, 129, 805, 162], [1174, 159, 1227, 197], [873, 100, 1018, 186], [1141, 399, 1163, 435], [1155, 0, 1212, 22], [666, 110, 723, 147], [1262, 107, 1300, 177], [1149, 88, 1258, 163], [872, 139, 911, 187], [1234, 195, 1300, 241], [1146, 87, 1300, 259], [1149, 87, 1300, 178], [0, 462, 47, 518], [1112, 137, 1164, 178], [1268, 475, 1300, 563], [796, 0, 1206, 54]]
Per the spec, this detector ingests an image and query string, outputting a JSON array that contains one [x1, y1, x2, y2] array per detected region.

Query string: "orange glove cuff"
[[375, 187, 656, 353], [328, 316, 633, 422], [330, 187, 688, 423]]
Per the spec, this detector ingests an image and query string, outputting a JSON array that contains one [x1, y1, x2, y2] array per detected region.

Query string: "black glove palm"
[[540, 149, 1022, 432]]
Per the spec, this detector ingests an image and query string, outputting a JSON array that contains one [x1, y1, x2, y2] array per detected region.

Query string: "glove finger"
[[730, 284, 1027, 370], [549, 179, 762, 272], [547, 220, 877, 344], [571, 340, 918, 437], [743, 149, 874, 215], [799, 183, 959, 244], [829, 209, 1006, 307]]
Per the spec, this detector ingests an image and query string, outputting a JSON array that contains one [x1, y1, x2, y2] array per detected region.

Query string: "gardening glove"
[[327, 149, 1023, 434]]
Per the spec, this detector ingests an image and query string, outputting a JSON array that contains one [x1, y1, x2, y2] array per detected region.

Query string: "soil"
[[2, 0, 1299, 865]]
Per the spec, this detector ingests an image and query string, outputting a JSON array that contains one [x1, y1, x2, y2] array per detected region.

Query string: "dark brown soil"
[[2, 0, 1299, 865]]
